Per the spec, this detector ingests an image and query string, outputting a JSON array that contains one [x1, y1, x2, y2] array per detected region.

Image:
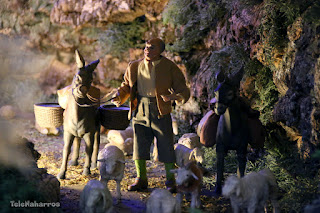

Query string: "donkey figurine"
[[212, 66, 252, 195], [57, 50, 100, 179]]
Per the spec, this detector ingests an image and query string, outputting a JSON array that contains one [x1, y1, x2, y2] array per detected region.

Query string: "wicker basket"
[[34, 103, 63, 128], [99, 105, 130, 130]]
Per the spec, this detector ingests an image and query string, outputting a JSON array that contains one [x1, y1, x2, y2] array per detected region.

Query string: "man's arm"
[[164, 64, 190, 105], [111, 63, 132, 106]]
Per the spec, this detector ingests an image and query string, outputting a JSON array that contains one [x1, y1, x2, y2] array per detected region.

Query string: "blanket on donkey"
[[198, 110, 265, 149]]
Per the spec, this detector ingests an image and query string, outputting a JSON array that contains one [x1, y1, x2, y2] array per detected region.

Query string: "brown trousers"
[[132, 96, 176, 163]]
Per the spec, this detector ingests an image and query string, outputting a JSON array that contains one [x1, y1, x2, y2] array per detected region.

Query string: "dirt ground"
[[16, 112, 231, 213]]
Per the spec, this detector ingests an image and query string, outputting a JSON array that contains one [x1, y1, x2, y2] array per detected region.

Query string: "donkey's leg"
[[57, 132, 75, 179], [91, 129, 100, 169], [215, 150, 225, 195], [82, 132, 94, 176], [236, 152, 247, 178], [69, 137, 81, 166]]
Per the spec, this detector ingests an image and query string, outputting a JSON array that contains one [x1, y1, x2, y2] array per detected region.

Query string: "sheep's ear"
[[170, 169, 178, 173], [117, 159, 125, 164], [191, 172, 199, 180], [100, 189, 107, 209]]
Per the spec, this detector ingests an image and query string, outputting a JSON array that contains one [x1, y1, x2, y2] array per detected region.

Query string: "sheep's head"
[[86, 189, 104, 208], [81, 180, 108, 212], [222, 175, 240, 197], [190, 148, 204, 164], [171, 167, 198, 187], [97, 158, 125, 174]]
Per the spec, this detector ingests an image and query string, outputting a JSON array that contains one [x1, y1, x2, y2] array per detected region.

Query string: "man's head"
[[144, 38, 165, 61]]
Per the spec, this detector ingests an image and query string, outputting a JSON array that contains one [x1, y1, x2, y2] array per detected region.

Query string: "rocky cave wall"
[[0, 0, 320, 158]]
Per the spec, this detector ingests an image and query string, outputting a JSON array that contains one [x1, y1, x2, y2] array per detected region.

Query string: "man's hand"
[[161, 88, 182, 102], [111, 91, 121, 107]]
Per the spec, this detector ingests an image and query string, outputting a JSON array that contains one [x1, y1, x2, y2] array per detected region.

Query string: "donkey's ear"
[[75, 49, 85, 68], [216, 71, 225, 83], [216, 66, 226, 83], [87, 59, 100, 72], [229, 66, 244, 86]]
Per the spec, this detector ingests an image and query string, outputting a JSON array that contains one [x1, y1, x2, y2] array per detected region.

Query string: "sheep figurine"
[[146, 189, 181, 213], [107, 127, 134, 155], [79, 179, 113, 213], [222, 168, 280, 213], [177, 133, 201, 149], [97, 144, 125, 203], [174, 143, 204, 167], [171, 161, 204, 209]]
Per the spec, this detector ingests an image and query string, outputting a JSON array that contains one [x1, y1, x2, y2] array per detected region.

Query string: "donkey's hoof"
[[57, 172, 66, 180], [91, 162, 97, 169], [115, 198, 121, 205], [214, 186, 222, 196], [69, 160, 79, 166], [82, 168, 90, 176]]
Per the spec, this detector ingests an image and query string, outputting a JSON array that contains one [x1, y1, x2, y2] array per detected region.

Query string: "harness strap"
[[72, 88, 116, 107]]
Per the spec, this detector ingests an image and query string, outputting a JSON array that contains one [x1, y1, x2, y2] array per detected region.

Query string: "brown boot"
[[128, 177, 148, 191], [165, 179, 177, 193]]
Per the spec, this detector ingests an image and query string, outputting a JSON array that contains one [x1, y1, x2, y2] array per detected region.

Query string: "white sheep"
[[222, 168, 280, 213], [79, 179, 113, 213], [97, 144, 125, 203], [107, 127, 134, 155], [174, 143, 204, 167], [107, 127, 133, 144], [146, 189, 181, 213], [171, 161, 204, 209], [178, 133, 201, 149]]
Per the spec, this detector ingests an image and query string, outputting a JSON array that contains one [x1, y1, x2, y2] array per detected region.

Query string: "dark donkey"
[[57, 50, 100, 179], [212, 66, 251, 195]]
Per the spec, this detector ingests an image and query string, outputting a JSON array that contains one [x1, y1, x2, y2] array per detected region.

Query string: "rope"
[[72, 88, 117, 107]]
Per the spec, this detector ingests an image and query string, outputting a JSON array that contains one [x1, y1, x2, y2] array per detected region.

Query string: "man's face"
[[144, 42, 161, 61]]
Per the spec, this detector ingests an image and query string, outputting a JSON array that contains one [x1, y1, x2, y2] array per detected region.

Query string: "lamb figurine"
[[174, 143, 204, 167], [79, 179, 113, 213], [171, 161, 204, 209], [97, 144, 125, 203], [222, 168, 280, 213], [146, 189, 181, 213]]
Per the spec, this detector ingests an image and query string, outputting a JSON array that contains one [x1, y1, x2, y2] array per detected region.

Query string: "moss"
[[0, 165, 47, 213], [238, 0, 263, 6], [162, 0, 226, 53], [244, 59, 279, 125], [303, 1, 320, 26], [28, 0, 54, 14], [98, 17, 147, 59], [258, 0, 315, 66]]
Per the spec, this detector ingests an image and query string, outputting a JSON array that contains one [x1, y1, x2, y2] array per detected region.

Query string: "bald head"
[[147, 38, 165, 53], [144, 38, 165, 61]]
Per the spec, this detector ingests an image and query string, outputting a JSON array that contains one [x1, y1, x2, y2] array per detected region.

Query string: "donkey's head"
[[72, 50, 100, 99], [212, 66, 244, 115]]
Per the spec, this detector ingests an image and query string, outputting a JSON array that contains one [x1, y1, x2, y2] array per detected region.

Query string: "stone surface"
[[50, 0, 168, 26], [273, 16, 320, 155]]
